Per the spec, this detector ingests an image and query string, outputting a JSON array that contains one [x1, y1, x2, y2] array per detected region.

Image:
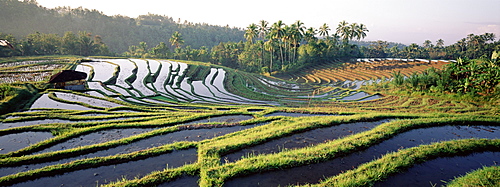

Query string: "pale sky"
[[35, 0, 500, 45]]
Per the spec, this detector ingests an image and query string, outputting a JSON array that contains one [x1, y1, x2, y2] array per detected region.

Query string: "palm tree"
[[436, 39, 445, 48], [293, 20, 306, 36], [291, 20, 305, 64], [269, 20, 286, 67], [169, 31, 184, 59], [244, 23, 258, 43], [336, 20, 351, 44], [304, 27, 317, 43], [258, 20, 269, 67], [423, 40, 432, 49], [318, 23, 330, 39], [264, 38, 276, 73], [169, 31, 184, 50], [356, 23, 369, 41], [258, 20, 269, 40], [350, 23, 359, 41]]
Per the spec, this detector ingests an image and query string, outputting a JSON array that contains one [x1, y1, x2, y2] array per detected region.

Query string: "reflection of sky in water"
[[0, 132, 53, 153], [30, 94, 93, 110]]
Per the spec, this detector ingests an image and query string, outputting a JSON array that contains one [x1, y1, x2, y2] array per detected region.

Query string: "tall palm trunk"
[[279, 41, 284, 70]]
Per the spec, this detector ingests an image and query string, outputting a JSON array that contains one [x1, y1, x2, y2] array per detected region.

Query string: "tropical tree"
[[150, 42, 170, 58], [169, 31, 184, 51], [244, 23, 258, 43], [258, 20, 269, 40], [318, 23, 330, 39], [349, 23, 360, 41], [436, 39, 445, 48], [257, 20, 269, 67], [336, 20, 351, 44], [290, 20, 305, 64], [76, 31, 94, 56], [423, 40, 433, 49], [264, 38, 276, 73], [269, 20, 286, 67], [0, 33, 18, 57], [303, 27, 317, 43], [61, 31, 79, 55], [355, 23, 369, 41]]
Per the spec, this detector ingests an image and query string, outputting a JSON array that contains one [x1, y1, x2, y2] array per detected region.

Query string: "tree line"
[[361, 33, 499, 60], [2, 0, 500, 76], [0, 0, 244, 53], [0, 31, 110, 57], [211, 20, 369, 73]]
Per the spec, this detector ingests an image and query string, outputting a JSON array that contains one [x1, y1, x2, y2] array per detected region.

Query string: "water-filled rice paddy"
[[0, 57, 497, 187]]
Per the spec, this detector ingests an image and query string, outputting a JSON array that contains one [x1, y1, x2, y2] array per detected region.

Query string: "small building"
[[49, 70, 87, 90]]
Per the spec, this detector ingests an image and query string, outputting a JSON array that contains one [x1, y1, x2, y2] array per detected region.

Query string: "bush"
[[0, 84, 37, 114], [0, 84, 13, 101]]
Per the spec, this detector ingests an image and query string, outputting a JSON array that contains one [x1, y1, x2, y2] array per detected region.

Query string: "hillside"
[[0, 0, 244, 53], [0, 56, 498, 186]]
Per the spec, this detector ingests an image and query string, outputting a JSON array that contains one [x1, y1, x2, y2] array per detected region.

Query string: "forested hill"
[[0, 0, 245, 53]]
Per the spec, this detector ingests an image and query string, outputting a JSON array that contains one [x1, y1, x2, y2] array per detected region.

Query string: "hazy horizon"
[[35, 0, 500, 46]]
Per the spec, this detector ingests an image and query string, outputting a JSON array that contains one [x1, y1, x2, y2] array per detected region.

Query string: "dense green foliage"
[[2, 0, 500, 77], [0, 31, 111, 56], [384, 55, 500, 102], [0, 0, 244, 54], [361, 33, 500, 59], [0, 84, 37, 114], [209, 20, 368, 74]]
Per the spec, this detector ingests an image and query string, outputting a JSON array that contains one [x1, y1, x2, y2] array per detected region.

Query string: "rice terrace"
[[1, 1, 500, 187]]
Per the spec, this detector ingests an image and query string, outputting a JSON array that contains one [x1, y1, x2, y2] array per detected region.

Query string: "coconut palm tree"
[[244, 23, 258, 43], [169, 31, 184, 50], [258, 20, 269, 40], [336, 20, 351, 44], [356, 23, 369, 41], [350, 23, 359, 41], [423, 40, 432, 49], [269, 20, 286, 67], [258, 20, 269, 67], [436, 39, 445, 48], [290, 20, 305, 64], [304, 27, 317, 43], [264, 38, 276, 73], [169, 31, 184, 59], [318, 23, 330, 39]]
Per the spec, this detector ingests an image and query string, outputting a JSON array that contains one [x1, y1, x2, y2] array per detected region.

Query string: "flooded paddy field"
[[0, 58, 498, 187], [11, 149, 198, 187], [224, 124, 500, 186]]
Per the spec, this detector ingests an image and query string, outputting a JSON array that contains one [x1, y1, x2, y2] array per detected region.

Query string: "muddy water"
[[157, 176, 200, 187], [223, 125, 500, 187], [23, 115, 252, 154], [32, 128, 159, 155], [357, 94, 383, 101], [11, 149, 197, 187], [0, 123, 267, 178], [339, 92, 370, 101], [247, 109, 265, 112], [375, 151, 500, 187], [186, 115, 254, 125], [0, 132, 53, 153], [0, 117, 139, 130], [263, 112, 337, 117], [222, 119, 392, 163]]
